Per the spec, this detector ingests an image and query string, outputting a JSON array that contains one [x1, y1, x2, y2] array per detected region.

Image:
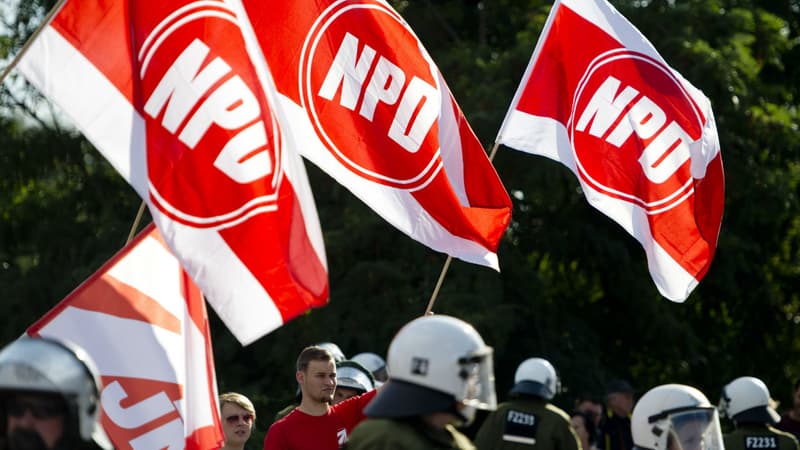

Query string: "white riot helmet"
[[632, 384, 723, 450], [510, 358, 560, 400], [0, 335, 112, 450], [719, 376, 780, 424], [336, 360, 376, 394], [352, 352, 388, 383], [364, 315, 496, 425], [315, 342, 346, 362]]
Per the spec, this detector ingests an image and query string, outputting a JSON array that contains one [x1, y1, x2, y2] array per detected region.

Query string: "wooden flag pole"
[[126, 201, 148, 244], [423, 142, 502, 315], [424, 255, 452, 315], [0, 0, 68, 86]]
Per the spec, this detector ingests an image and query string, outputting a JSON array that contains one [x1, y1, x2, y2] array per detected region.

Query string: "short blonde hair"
[[219, 392, 256, 418]]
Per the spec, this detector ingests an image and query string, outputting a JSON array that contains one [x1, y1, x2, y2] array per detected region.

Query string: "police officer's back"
[[346, 315, 497, 450], [474, 358, 579, 450], [720, 377, 800, 450]]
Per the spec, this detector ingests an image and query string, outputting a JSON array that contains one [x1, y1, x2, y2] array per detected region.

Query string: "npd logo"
[[137, 1, 282, 228], [300, 0, 443, 190], [569, 49, 705, 214]]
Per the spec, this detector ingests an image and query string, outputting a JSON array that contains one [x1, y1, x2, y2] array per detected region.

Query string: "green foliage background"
[[2, 0, 799, 448]]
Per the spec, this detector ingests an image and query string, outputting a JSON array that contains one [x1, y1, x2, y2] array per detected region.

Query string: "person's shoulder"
[[491, 401, 513, 413], [352, 417, 399, 433], [544, 402, 573, 422], [273, 403, 298, 423], [769, 426, 800, 444], [445, 424, 478, 450], [348, 418, 418, 449], [269, 407, 303, 429], [507, 396, 551, 412]]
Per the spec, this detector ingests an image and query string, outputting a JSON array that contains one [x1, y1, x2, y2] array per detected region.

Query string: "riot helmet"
[[632, 384, 723, 450], [719, 376, 780, 424], [510, 358, 560, 400], [351, 352, 388, 383], [0, 335, 112, 450], [365, 315, 496, 425], [314, 342, 346, 363], [334, 360, 375, 404]]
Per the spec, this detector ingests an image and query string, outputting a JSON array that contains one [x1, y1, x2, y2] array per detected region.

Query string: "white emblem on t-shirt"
[[337, 428, 348, 447]]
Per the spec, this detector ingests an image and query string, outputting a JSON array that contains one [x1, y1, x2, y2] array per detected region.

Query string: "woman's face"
[[571, 415, 590, 446], [221, 402, 254, 447]]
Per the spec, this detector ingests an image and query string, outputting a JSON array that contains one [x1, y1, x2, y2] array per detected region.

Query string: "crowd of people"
[[237, 315, 800, 450], [1, 316, 799, 450]]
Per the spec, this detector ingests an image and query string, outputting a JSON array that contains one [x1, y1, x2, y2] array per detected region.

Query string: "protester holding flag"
[[263, 346, 377, 450], [0, 335, 112, 450]]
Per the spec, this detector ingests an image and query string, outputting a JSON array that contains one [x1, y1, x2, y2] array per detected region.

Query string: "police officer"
[[346, 315, 497, 449], [474, 358, 580, 450], [0, 335, 112, 450], [631, 384, 724, 450], [719, 377, 799, 450], [333, 360, 376, 405]]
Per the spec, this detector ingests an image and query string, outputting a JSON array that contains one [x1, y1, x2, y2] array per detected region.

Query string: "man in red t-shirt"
[[263, 346, 377, 450]]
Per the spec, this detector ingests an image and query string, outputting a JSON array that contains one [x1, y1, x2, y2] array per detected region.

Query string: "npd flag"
[[17, 0, 328, 344], [241, 0, 512, 269], [498, 0, 724, 301], [28, 224, 223, 450]]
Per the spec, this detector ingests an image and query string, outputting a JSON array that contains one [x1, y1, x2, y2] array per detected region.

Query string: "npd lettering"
[[317, 32, 439, 154], [144, 39, 273, 185], [575, 75, 693, 184]]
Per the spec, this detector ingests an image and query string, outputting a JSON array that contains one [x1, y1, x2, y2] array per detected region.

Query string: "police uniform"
[[724, 425, 799, 450], [344, 316, 497, 450], [346, 417, 475, 450], [474, 397, 580, 450]]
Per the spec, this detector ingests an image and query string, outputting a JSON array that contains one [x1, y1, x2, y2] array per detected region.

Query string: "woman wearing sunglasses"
[[220, 392, 256, 450]]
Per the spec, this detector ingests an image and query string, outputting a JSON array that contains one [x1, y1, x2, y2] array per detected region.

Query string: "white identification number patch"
[[503, 410, 538, 445], [745, 436, 778, 449]]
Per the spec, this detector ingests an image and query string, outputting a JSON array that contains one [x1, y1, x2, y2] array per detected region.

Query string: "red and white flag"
[[28, 224, 224, 450], [497, 0, 724, 300], [240, 0, 512, 269], [17, 0, 329, 343]]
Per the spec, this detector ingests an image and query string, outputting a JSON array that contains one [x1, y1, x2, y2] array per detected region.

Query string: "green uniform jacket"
[[474, 397, 581, 450], [345, 417, 476, 450], [724, 424, 800, 450]]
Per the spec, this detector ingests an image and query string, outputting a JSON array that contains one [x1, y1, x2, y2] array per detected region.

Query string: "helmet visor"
[[666, 408, 723, 450], [457, 346, 497, 411]]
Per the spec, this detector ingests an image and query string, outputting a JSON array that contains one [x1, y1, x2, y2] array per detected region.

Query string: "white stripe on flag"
[[18, 26, 149, 199]]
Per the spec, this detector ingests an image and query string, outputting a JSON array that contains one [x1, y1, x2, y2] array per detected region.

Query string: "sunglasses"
[[7, 400, 65, 419], [225, 413, 254, 424]]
